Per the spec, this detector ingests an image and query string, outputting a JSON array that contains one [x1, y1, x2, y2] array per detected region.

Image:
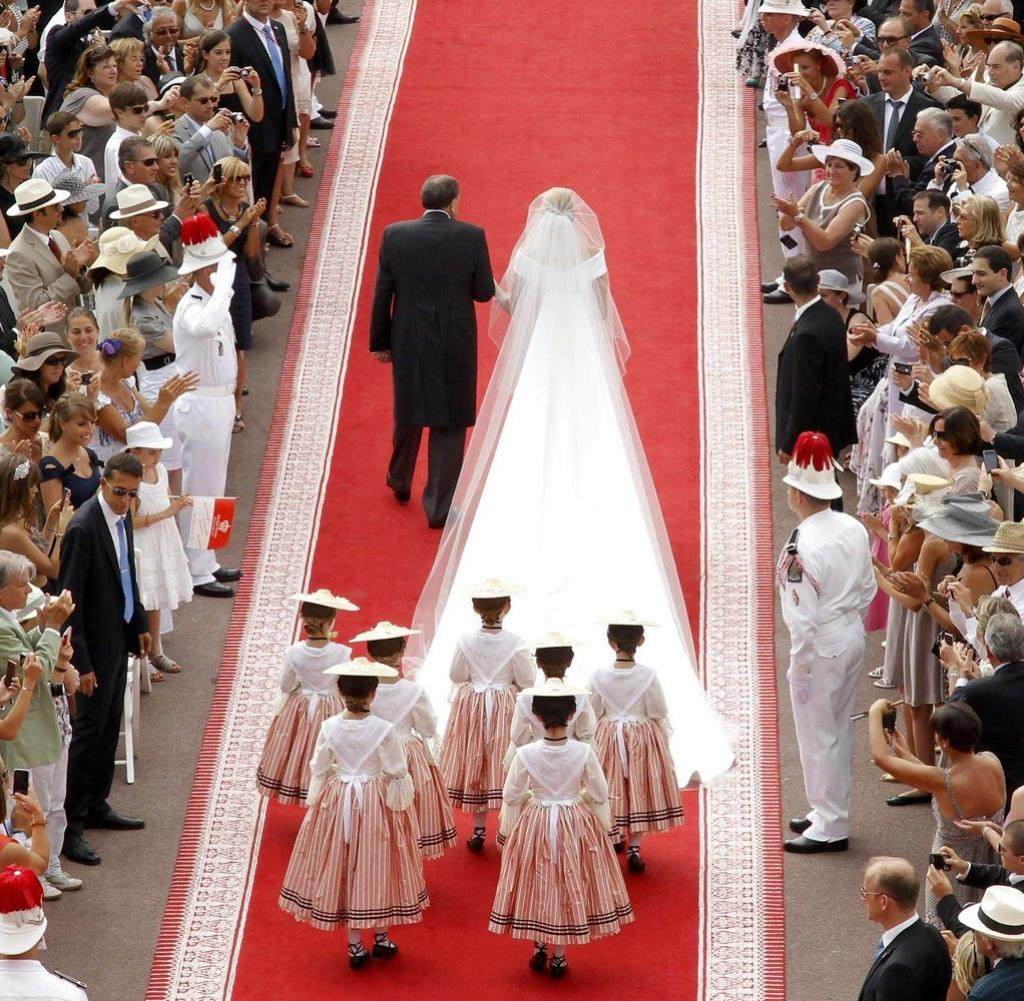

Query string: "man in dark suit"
[[974, 246, 1024, 356], [59, 451, 151, 866], [370, 175, 494, 528], [775, 255, 857, 464], [958, 886, 1024, 1000], [858, 856, 952, 1001], [43, 0, 142, 123], [907, 190, 959, 258], [223, 0, 297, 210], [950, 611, 1024, 809], [889, 109, 957, 217], [899, 0, 944, 65], [142, 9, 185, 87], [108, 7, 145, 40]]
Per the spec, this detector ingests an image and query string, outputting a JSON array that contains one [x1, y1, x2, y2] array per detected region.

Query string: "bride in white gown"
[[409, 188, 733, 784]]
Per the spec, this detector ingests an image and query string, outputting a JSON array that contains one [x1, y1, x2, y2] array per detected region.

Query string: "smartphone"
[[62, 626, 72, 645], [212, 163, 222, 184], [882, 707, 897, 732], [11, 768, 28, 796], [893, 362, 913, 375], [2, 659, 15, 688], [984, 449, 998, 473], [183, 172, 194, 187], [929, 852, 948, 871]]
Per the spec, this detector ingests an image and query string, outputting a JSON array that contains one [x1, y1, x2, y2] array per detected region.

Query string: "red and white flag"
[[186, 497, 237, 550]]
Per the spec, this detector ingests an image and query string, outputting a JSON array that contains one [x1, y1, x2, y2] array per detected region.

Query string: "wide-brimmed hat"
[[869, 462, 903, 491], [117, 250, 181, 299], [916, 494, 1001, 547], [884, 431, 912, 450], [13, 331, 78, 372], [531, 630, 577, 651], [959, 885, 1024, 942], [6, 178, 68, 218], [0, 864, 47, 954], [962, 16, 1022, 49], [521, 676, 587, 699], [465, 577, 523, 598], [125, 421, 173, 450], [51, 171, 104, 207], [349, 621, 420, 643], [771, 39, 846, 80], [288, 588, 360, 612], [817, 268, 866, 305], [0, 133, 46, 165], [109, 183, 169, 220], [941, 264, 974, 285], [983, 521, 1024, 555], [158, 71, 185, 98], [757, 0, 810, 14], [810, 138, 876, 177], [928, 366, 989, 415], [893, 472, 951, 508], [90, 228, 154, 276], [600, 609, 659, 627], [783, 431, 843, 501], [323, 657, 398, 678], [16, 585, 44, 624], [178, 213, 233, 276]]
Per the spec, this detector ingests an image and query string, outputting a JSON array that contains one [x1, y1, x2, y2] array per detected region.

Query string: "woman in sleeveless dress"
[[869, 699, 1004, 924], [864, 237, 910, 326]]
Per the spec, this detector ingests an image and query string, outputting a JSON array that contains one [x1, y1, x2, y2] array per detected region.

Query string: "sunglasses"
[[64, 128, 83, 138], [108, 486, 140, 498], [9, 155, 28, 166], [43, 356, 67, 367], [878, 34, 908, 45], [194, 96, 218, 105], [132, 157, 159, 167], [932, 429, 948, 440], [993, 555, 1020, 566], [128, 104, 148, 115], [229, 174, 251, 182], [15, 409, 45, 422], [951, 290, 973, 300]]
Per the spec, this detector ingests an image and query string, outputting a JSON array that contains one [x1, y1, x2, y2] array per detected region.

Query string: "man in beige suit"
[[5, 179, 96, 314]]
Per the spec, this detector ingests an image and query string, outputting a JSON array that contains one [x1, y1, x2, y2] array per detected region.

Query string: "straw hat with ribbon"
[[288, 588, 360, 612], [600, 609, 659, 627], [465, 577, 523, 598], [90, 227, 154, 276], [927, 366, 989, 416], [809, 138, 876, 177], [6, 178, 68, 218], [983, 521, 1024, 555], [349, 621, 420, 643], [531, 630, 577, 651], [108, 182, 168, 220], [962, 16, 1023, 50], [958, 885, 1024, 942], [323, 657, 399, 678]]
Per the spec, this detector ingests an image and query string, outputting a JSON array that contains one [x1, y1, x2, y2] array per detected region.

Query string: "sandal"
[[297, 162, 315, 178], [305, 137, 320, 148], [233, 414, 245, 434], [267, 224, 294, 248], [148, 667, 165, 683], [281, 193, 309, 207], [150, 652, 183, 674]]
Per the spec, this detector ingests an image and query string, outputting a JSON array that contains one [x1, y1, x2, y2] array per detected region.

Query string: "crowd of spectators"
[[751, 0, 1024, 998], [0, 0, 357, 992]]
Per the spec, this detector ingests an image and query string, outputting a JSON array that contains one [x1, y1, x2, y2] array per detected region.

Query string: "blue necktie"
[[116, 517, 134, 624], [873, 936, 885, 960], [261, 22, 288, 108]]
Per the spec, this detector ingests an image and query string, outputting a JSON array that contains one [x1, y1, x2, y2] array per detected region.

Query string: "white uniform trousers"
[[790, 619, 865, 841], [137, 362, 183, 470], [30, 742, 69, 872], [175, 392, 234, 584], [766, 118, 809, 260]]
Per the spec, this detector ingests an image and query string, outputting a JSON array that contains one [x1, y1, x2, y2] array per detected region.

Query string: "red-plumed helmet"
[[783, 431, 843, 500]]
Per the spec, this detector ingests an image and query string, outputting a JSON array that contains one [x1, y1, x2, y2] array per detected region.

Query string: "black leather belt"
[[143, 352, 176, 371]]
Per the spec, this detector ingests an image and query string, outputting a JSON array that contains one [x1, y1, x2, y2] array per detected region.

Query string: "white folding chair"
[[115, 655, 141, 784]]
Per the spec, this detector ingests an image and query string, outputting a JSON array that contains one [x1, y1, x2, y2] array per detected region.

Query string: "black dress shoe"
[[763, 289, 794, 304], [529, 948, 548, 972], [62, 832, 101, 866], [626, 850, 646, 873], [266, 273, 290, 292], [386, 477, 410, 503], [194, 581, 236, 598], [783, 835, 849, 854], [761, 279, 780, 293], [328, 10, 359, 23], [319, 109, 338, 119], [213, 567, 243, 583], [758, 138, 767, 148], [466, 829, 485, 852], [85, 808, 145, 830], [789, 817, 812, 834], [886, 791, 932, 806], [310, 116, 334, 130]]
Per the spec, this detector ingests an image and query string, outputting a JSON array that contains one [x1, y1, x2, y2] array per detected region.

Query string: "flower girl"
[[589, 610, 684, 872], [256, 589, 357, 805], [489, 676, 633, 979], [353, 620, 457, 859], [278, 658, 428, 969], [440, 579, 535, 851]]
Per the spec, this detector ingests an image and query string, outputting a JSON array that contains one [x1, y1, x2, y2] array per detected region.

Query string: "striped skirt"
[[279, 773, 428, 930], [256, 692, 343, 806], [407, 736, 457, 859], [596, 717, 684, 837], [441, 684, 517, 812], [489, 801, 634, 945]]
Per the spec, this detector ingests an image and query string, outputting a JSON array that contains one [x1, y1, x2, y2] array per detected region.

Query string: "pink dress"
[[864, 502, 891, 633]]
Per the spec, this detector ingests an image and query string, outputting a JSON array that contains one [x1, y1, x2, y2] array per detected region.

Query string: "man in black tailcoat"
[[369, 175, 494, 528]]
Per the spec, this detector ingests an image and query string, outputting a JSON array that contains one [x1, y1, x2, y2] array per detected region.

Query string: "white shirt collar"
[[793, 294, 821, 322], [243, 9, 271, 34], [910, 26, 930, 40], [881, 913, 920, 948], [23, 224, 51, 246], [97, 491, 122, 531], [422, 209, 450, 218], [886, 87, 912, 105]]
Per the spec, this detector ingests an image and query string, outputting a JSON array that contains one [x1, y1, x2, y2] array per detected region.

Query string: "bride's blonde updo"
[[541, 187, 575, 216]]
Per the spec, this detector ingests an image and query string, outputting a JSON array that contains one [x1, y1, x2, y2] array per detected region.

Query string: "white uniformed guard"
[[778, 432, 875, 854], [0, 862, 88, 998], [172, 215, 239, 595]]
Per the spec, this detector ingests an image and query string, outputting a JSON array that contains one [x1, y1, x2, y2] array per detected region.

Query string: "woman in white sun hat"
[[278, 658, 427, 970], [256, 589, 358, 806], [355, 621, 457, 861]]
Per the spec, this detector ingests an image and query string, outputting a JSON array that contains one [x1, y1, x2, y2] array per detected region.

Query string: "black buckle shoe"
[[627, 848, 646, 873], [372, 932, 398, 959], [466, 826, 485, 852], [529, 944, 548, 972], [550, 955, 568, 979], [348, 943, 370, 969]]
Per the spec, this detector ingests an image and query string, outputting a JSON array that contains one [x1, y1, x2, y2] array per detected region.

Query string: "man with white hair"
[[887, 107, 957, 214], [928, 40, 1024, 146], [143, 7, 184, 86], [933, 134, 1010, 210], [958, 885, 1024, 999]]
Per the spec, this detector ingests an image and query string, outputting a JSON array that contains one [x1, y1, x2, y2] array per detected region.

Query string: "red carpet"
[[229, 1, 705, 996]]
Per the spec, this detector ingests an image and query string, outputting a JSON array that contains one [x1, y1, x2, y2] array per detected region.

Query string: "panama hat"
[[959, 885, 1024, 942], [323, 656, 398, 678], [757, 0, 811, 14], [983, 521, 1024, 555], [108, 183, 169, 220], [125, 421, 173, 451], [771, 40, 846, 80], [90, 228, 155, 277], [869, 462, 903, 491], [51, 171, 104, 207], [817, 268, 866, 306], [0, 864, 47, 954], [941, 264, 973, 285], [6, 178, 68, 217], [349, 621, 420, 643], [962, 16, 1023, 50], [884, 431, 912, 450], [288, 588, 359, 611], [465, 577, 523, 598], [531, 630, 577, 651], [927, 366, 989, 416], [13, 331, 79, 373], [809, 138, 876, 177], [916, 495, 1001, 547], [521, 676, 587, 699], [782, 431, 843, 501], [600, 609, 659, 627], [893, 472, 951, 508]]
